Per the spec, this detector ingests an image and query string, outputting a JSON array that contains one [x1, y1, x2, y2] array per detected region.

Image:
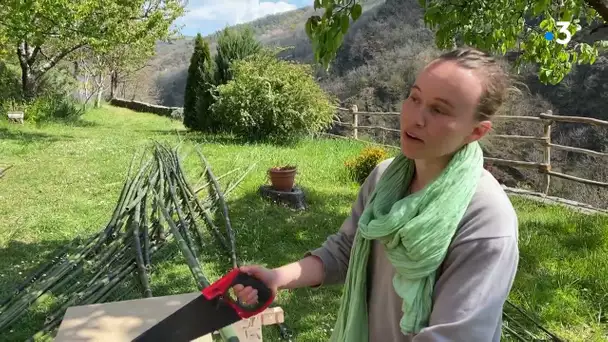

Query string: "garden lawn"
[[0, 106, 607, 341]]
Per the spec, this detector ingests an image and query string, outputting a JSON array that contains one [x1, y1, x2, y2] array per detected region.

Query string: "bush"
[[0, 62, 22, 117], [0, 60, 81, 122], [170, 108, 184, 121], [37, 66, 78, 99], [345, 146, 390, 184], [24, 94, 81, 123], [210, 53, 336, 143]]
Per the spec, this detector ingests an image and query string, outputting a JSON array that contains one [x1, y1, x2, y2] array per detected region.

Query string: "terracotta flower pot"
[[268, 165, 297, 192]]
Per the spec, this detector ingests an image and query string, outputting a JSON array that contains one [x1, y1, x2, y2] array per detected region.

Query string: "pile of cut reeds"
[[0, 142, 253, 341]]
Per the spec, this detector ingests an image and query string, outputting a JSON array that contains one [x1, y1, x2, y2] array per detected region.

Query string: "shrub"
[[210, 52, 336, 143], [345, 146, 390, 184], [0, 60, 80, 123], [0, 62, 22, 117], [37, 66, 78, 99], [24, 94, 81, 122], [170, 108, 184, 121]]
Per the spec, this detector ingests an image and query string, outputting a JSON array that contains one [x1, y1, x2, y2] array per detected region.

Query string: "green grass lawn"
[[1, 106, 607, 341]]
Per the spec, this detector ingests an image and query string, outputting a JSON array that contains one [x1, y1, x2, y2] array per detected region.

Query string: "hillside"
[[131, 0, 608, 120], [123, 0, 385, 106], [121, 0, 608, 209]]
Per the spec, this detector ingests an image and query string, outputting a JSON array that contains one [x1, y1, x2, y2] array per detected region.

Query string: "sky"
[[174, 0, 313, 37]]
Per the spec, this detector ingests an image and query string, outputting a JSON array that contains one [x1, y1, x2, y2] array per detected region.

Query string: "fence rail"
[[331, 106, 608, 193]]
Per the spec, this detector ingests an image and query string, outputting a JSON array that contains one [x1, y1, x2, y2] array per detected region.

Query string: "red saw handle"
[[201, 268, 274, 319]]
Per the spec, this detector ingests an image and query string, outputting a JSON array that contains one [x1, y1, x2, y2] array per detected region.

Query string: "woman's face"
[[400, 60, 492, 161]]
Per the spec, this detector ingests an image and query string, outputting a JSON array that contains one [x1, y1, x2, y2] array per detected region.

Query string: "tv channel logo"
[[544, 21, 572, 45]]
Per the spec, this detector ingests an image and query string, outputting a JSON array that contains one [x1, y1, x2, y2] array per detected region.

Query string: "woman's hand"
[[233, 265, 280, 305], [232, 256, 326, 304]]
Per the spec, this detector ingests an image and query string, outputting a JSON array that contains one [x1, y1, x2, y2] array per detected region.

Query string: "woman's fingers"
[[233, 285, 259, 304], [244, 288, 258, 304]]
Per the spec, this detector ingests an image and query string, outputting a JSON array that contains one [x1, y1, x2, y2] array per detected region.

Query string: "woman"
[[234, 47, 519, 341]]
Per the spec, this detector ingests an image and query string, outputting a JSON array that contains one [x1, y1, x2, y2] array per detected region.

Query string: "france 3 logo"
[[544, 21, 576, 45]]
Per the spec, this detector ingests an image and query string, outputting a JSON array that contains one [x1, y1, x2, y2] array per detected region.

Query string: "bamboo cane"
[[197, 148, 238, 269], [156, 191, 240, 341]]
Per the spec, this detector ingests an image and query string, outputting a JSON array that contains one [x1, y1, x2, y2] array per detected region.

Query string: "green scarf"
[[330, 141, 484, 341]]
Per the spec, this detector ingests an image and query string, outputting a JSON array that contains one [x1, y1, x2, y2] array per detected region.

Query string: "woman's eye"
[[431, 106, 444, 115]]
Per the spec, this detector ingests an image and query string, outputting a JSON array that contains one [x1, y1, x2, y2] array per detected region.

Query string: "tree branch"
[[16, 42, 31, 68], [30, 46, 41, 65], [36, 43, 86, 75]]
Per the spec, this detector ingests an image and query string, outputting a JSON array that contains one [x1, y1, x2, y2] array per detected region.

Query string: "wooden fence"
[[331, 106, 608, 195]]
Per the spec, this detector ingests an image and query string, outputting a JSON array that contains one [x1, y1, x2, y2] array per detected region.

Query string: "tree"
[[104, 40, 155, 100], [213, 27, 262, 86], [306, 0, 608, 85], [73, 47, 108, 109], [183, 34, 213, 130], [0, 0, 185, 101]]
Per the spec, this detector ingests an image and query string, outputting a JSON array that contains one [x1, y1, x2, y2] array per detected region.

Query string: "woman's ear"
[[465, 120, 492, 144]]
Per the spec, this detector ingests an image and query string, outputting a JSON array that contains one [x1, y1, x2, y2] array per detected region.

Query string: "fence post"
[[542, 110, 553, 195], [351, 105, 358, 139]]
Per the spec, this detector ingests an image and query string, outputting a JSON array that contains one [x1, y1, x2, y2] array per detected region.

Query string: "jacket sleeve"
[[412, 231, 519, 341], [304, 159, 388, 286]]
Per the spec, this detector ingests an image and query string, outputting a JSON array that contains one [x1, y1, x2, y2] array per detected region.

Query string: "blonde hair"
[[433, 47, 519, 121]]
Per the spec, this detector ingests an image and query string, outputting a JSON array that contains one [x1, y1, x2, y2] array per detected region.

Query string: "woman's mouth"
[[404, 131, 423, 142]]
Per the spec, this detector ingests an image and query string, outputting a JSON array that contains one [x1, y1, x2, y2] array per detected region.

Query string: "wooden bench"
[[7, 111, 24, 124], [54, 291, 285, 342]]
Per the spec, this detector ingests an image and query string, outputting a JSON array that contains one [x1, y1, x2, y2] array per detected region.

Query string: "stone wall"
[[109, 98, 183, 120]]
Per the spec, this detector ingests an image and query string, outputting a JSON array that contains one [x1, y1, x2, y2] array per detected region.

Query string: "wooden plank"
[[336, 108, 542, 121], [549, 143, 608, 158], [492, 115, 543, 123], [484, 157, 546, 170], [540, 113, 608, 127], [489, 134, 546, 142], [228, 307, 285, 341], [7, 111, 24, 124], [331, 122, 400, 133], [335, 107, 399, 116], [352, 105, 358, 139], [55, 292, 202, 342], [502, 186, 608, 215], [55, 292, 284, 342], [355, 125, 400, 133], [547, 171, 608, 187], [356, 112, 400, 116], [336, 106, 608, 127], [543, 122, 552, 194]]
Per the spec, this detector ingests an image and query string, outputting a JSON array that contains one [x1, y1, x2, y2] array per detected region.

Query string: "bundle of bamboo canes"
[[0, 142, 253, 341]]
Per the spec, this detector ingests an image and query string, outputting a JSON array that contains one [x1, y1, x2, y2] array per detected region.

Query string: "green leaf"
[[351, 4, 362, 21], [539, 19, 552, 30], [533, 0, 548, 16], [334, 31, 344, 50], [341, 14, 350, 34], [305, 18, 313, 39]]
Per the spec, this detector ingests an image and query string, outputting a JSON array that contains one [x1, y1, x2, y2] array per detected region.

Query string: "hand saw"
[[132, 267, 274, 341]]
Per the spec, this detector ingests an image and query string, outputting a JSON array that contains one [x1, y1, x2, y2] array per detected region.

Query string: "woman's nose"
[[410, 106, 425, 127], [401, 100, 425, 127]]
